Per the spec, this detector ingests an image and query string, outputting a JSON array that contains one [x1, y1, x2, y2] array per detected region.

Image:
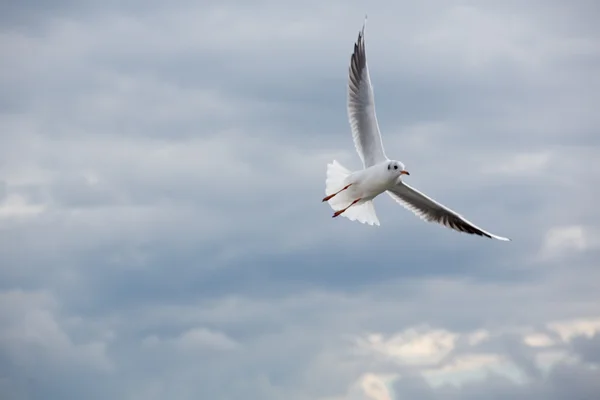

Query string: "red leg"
[[332, 198, 361, 218], [322, 184, 352, 202]]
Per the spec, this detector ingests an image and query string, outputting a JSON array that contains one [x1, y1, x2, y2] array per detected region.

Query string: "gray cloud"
[[393, 363, 600, 400], [1, 0, 599, 399]]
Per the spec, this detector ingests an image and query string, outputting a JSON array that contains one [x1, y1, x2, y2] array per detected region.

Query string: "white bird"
[[322, 17, 510, 241]]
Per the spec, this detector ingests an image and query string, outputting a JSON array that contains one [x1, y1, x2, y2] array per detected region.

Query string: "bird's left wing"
[[347, 17, 388, 168], [387, 181, 510, 241]]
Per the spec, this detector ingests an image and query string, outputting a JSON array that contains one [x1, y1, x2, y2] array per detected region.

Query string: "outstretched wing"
[[387, 181, 510, 241], [347, 17, 387, 168]]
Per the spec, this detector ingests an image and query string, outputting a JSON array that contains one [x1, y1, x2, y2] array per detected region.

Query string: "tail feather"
[[324, 160, 380, 226], [342, 198, 380, 226]]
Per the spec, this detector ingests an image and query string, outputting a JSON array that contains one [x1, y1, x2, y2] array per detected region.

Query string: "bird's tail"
[[324, 160, 379, 226]]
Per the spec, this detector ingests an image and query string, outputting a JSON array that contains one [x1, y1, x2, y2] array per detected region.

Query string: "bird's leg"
[[322, 184, 352, 202], [332, 198, 361, 218]]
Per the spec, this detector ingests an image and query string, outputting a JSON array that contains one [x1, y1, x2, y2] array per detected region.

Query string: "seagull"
[[322, 17, 510, 241]]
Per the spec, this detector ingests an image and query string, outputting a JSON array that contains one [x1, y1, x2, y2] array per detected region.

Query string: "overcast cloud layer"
[[1, 1, 600, 399]]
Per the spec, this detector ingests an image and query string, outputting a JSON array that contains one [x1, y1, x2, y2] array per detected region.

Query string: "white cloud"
[[0, 194, 45, 219], [523, 333, 555, 348], [361, 327, 457, 366], [359, 373, 395, 400], [352, 316, 600, 394], [540, 225, 599, 260], [547, 317, 600, 342], [423, 353, 524, 387]]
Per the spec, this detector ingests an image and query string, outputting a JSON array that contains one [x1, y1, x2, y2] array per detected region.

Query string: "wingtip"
[[360, 14, 367, 37], [493, 235, 511, 242]]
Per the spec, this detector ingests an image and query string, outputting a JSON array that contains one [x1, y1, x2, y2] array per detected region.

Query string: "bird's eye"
[[387, 165, 391, 170], [394, 165, 398, 170]]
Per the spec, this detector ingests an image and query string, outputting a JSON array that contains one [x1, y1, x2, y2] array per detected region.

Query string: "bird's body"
[[338, 162, 403, 203], [322, 16, 510, 241]]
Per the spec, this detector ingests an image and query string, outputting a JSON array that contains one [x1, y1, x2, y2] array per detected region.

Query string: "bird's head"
[[387, 160, 410, 178]]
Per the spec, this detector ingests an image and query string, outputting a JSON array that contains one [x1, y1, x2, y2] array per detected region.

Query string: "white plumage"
[[323, 16, 510, 241]]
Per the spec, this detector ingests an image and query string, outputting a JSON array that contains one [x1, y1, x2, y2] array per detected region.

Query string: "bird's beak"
[[401, 170, 410, 176]]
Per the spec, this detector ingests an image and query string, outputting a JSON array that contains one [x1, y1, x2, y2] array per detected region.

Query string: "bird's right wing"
[[347, 17, 388, 168], [387, 181, 510, 241]]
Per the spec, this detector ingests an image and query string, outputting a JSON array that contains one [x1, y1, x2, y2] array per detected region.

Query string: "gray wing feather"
[[347, 19, 387, 168], [387, 181, 510, 241]]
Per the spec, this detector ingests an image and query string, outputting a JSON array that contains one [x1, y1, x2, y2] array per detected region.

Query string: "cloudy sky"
[[1, 0, 599, 399]]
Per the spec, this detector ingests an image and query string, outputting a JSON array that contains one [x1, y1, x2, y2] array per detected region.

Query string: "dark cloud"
[[570, 334, 600, 365], [1, 0, 599, 399]]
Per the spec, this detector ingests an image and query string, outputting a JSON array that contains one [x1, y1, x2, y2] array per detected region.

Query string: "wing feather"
[[387, 181, 510, 241], [347, 17, 387, 168]]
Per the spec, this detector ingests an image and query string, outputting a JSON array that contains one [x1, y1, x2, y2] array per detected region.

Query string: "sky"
[[1, 0, 599, 399]]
